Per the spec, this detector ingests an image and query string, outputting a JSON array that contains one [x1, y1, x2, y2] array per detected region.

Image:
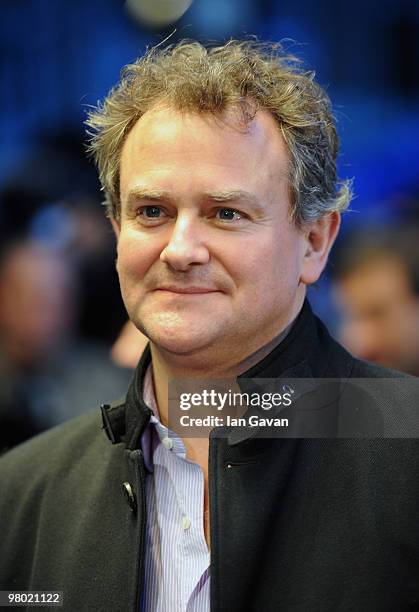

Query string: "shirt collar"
[[140, 364, 186, 472]]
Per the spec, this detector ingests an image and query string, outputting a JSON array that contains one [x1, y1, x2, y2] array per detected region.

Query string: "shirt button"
[[162, 437, 173, 450], [181, 516, 191, 530]]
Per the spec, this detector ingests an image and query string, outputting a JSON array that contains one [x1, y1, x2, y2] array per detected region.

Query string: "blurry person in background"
[[0, 130, 129, 347], [0, 241, 73, 449], [332, 224, 419, 375], [0, 240, 132, 451], [0, 241, 75, 368]]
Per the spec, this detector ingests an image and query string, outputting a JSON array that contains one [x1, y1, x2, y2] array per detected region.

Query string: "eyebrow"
[[204, 190, 256, 203], [204, 190, 267, 215], [125, 188, 265, 213], [125, 188, 170, 205]]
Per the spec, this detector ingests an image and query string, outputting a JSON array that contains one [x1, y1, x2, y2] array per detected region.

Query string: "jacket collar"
[[101, 299, 353, 449], [101, 346, 153, 449]]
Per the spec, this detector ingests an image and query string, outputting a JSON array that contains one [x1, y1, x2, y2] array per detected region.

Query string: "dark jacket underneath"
[[0, 301, 418, 611]]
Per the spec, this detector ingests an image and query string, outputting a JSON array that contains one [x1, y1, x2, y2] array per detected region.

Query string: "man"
[[332, 225, 419, 375], [0, 40, 418, 611]]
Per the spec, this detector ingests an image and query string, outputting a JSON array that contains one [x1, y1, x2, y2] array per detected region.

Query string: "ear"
[[110, 217, 120, 241], [300, 212, 340, 285]]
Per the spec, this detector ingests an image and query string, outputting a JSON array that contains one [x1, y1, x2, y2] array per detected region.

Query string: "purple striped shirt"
[[140, 365, 210, 612]]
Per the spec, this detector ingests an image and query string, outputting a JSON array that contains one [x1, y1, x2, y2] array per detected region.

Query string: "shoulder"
[[330, 348, 418, 437], [0, 409, 109, 495], [0, 406, 133, 551], [349, 355, 411, 379]]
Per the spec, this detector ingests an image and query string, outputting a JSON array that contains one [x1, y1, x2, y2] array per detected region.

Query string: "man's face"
[[334, 255, 419, 374], [114, 107, 309, 362]]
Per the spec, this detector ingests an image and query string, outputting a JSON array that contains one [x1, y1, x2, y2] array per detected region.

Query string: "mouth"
[[155, 285, 220, 295]]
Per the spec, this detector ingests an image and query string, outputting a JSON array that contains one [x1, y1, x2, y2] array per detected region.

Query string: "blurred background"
[[1, 0, 418, 450]]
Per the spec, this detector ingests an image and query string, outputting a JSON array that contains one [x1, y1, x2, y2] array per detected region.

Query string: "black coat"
[[0, 301, 418, 611]]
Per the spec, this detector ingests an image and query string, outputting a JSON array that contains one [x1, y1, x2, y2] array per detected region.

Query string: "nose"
[[160, 213, 210, 271]]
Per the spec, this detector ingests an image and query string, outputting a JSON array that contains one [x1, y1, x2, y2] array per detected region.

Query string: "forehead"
[[119, 106, 290, 201]]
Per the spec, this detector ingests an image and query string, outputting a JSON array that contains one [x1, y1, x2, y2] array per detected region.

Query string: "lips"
[[155, 285, 219, 294]]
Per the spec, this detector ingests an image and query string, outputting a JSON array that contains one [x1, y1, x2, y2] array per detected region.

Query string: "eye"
[[140, 205, 164, 218], [215, 207, 243, 222], [136, 205, 168, 224]]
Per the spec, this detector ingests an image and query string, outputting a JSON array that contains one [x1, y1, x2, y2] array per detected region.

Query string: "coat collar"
[[101, 299, 354, 449]]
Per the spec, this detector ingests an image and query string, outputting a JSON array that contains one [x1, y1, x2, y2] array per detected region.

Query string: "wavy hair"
[[86, 39, 352, 224]]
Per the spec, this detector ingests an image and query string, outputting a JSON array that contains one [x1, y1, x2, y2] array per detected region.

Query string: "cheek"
[[254, 233, 302, 282], [224, 233, 301, 294], [116, 233, 161, 280]]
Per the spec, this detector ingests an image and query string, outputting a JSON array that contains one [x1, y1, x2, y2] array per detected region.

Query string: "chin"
[[132, 308, 227, 356], [150, 333, 211, 356], [137, 320, 212, 356]]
